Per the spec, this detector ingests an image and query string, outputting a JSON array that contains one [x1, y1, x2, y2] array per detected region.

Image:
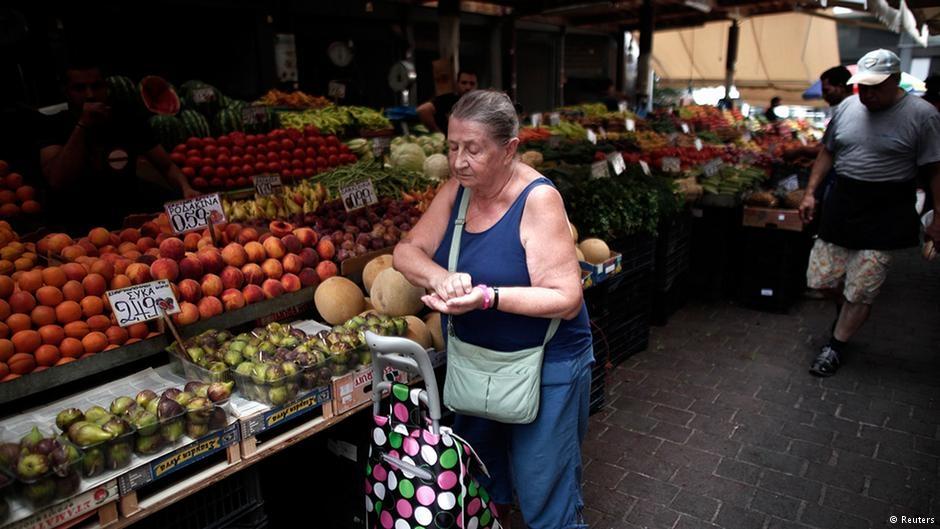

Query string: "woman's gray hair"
[[450, 89, 519, 144]]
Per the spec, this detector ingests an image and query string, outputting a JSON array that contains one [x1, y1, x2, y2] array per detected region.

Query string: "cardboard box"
[[742, 207, 804, 232], [330, 364, 408, 415], [580, 252, 623, 285]]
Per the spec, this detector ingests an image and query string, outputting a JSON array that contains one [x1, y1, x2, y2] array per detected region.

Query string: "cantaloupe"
[[404, 315, 432, 349], [569, 222, 578, 243], [363, 297, 374, 311], [362, 254, 394, 295], [424, 312, 444, 351], [579, 238, 610, 265], [371, 268, 425, 316], [314, 276, 365, 324]]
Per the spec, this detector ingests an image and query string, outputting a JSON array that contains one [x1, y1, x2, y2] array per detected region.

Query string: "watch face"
[[328, 41, 353, 67]]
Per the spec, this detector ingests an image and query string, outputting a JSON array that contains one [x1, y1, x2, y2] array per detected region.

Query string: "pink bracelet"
[[476, 284, 491, 310]]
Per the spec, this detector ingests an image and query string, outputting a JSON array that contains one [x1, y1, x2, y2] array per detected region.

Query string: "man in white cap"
[[799, 49, 940, 377]]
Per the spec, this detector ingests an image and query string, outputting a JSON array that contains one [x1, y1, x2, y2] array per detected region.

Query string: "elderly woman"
[[394, 90, 594, 529]]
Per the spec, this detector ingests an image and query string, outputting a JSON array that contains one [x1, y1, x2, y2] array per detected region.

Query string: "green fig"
[[68, 421, 115, 447], [157, 397, 184, 421], [136, 389, 158, 409], [186, 397, 212, 425], [242, 343, 259, 361], [268, 385, 290, 406], [20, 426, 43, 452], [229, 340, 247, 353], [110, 396, 137, 416], [82, 447, 105, 477], [186, 422, 209, 439], [264, 364, 286, 384], [55, 409, 85, 432], [16, 453, 50, 480], [161, 420, 185, 443], [101, 418, 131, 437], [223, 349, 242, 367], [185, 346, 206, 365], [250, 363, 268, 385], [131, 410, 159, 437], [207, 381, 234, 402], [173, 391, 194, 407], [21, 477, 56, 505], [280, 361, 299, 377], [184, 381, 209, 397], [54, 471, 81, 498], [83, 406, 111, 425], [235, 361, 255, 377], [106, 442, 133, 469], [145, 397, 159, 415]]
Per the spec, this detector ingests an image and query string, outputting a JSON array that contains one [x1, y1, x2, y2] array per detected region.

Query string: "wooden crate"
[[4, 480, 119, 529], [330, 364, 410, 416], [237, 386, 334, 459], [742, 207, 804, 232]]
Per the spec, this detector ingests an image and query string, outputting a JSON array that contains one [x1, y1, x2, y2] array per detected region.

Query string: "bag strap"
[[448, 186, 471, 273]]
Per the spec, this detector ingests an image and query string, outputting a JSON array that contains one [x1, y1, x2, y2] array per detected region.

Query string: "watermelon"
[[149, 115, 187, 150], [212, 107, 244, 135], [180, 80, 221, 118], [106, 75, 144, 113], [179, 109, 211, 138], [139, 76, 181, 115]]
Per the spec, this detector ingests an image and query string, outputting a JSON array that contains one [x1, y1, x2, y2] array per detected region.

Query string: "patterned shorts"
[[806, 239, 892, 304]]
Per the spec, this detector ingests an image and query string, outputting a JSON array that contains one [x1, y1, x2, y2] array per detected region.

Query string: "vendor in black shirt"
[[416, 69, 478, 135], [39, 62, 197, 232]]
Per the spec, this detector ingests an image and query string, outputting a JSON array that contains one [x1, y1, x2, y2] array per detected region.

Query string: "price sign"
[[530, 113, 542, 127], [625, 119, 636, 132], [340, 179, 379, 211], [703, 158, 723, 177], [548, 112, 561, 126], [694, 138, 704, 151], [618, 101, 628, 113], [590, 160, 610, 179], [639, 160, 652, 176], [106, 280, 180, 327], [780, 174, 800, 192], [191, 87, 216, 104], [328, 81, 346, 99], [254, 174, 283, 196], [586, 129, 597, 145], [607, 152, 626, 175], [241, 106, 268, 125], [681, 123, 691, 134], [598, 127, 607, 139], [164, 193, 226, 234], [661, 157, 681, 173], [372, 136, 390, 158]]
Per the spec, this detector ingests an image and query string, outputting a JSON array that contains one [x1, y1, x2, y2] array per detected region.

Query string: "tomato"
[[303, 125, 319, 136], [181, 166, 196, 179], [236, 176, 250, 187], [254, 162, 267, 172], [326, 136, 339, 147], [193, 177, 207, 188], [232, 145, 244, 156], [242, 164, 254, 176], [339, 145, 351, 154], [185, 137, 203, 149], [169, 152, 185, 165], [304, 158, 316, 169], [278, 150, 292, 160], [266, 152, 279, 163], [229, 165, 242, 177], [295, 138, 307, 149], [304, 168, 315, 177], [316, 156, 327, 167], [173, 144, 187, 154], [290, 159, 303, 170], [328, 155, 338, 166], [203, 137, 217, 147], [281, 139, 295, 150], [266, 140, 279, 151], [216, 167, 230, 179], [246, 145, 257, 156], [305, 147, 317, 158], [245, 134, 257, 145], [328, 146, 339, 156], [291, 169, 304, 179], [186, 149, 201, 158], [225, 179, 238, 189], [216, 154, 231, 166], [218, 135, 231, 147], [230, 156, 242, 167], [314, 137, 326, 147], [185, 156, 202, 168], [267, 162, 281, 173], [292, 148, 305, 159], [199, 166, 216, 178]]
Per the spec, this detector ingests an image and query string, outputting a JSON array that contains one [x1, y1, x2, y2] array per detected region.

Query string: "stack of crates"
[[689, 205, 742, 301], [607, 233, 655, 365], [652, 211, 693, 325]]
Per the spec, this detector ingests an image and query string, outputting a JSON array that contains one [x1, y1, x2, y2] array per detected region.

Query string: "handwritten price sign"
[[254, 175, 283, 197], [340, 179, 379, 211], [106, 280, 180, 327], [164, 194, 226, 234]]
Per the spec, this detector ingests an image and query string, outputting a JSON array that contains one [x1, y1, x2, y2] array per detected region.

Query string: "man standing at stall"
[[416, 69, 478, 135], [39, 59, 197, 232], [799, 49, 940, 377]]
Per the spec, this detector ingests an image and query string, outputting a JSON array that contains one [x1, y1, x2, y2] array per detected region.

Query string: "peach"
[[282, 253, 303, 275], [224, 223, 243, 243], [196, 237, 214, 250], [221, 243, 249, 268], [261, 279, 285, 299], [299, 267, 320, 288], [258, 233, 273, 244], [61, 263, 87, 282], [201, 274, 223, 297], [146, 248, 161, 258], [177, 279, 201, 303], [86, 314, 111, 332], [55, 301, 82, 324], [77, 239, 98, 256], [88, 227, 111, 247], [62, 281, 85, 302], [118, 242, 138, 255], [136, 236, 157, 252], [241, 263, 264, 285], [197, 296, 223, 319], [110, 275, 131, 290], [31, 306, 57, 327], [178, 256, 204, 280], [261, 258, 283, 280], [128, 322, 149, 339], [41, 267, 68, 288], [242, 284, 264, 305], [18, 270, 43, 293], [237, 227, 260, 245], [262, 237, 286, 260], [64, 320, 90, 339], [281, 234, 302, 255], [159, 237, 185, 260], [114, 258, 131, 275], [39, 325, 65, 346], [82, 332, 108, 354], [105, 326, 129, 345], [0, 275, 12, 298], [150, 258, 180, 282], [12, 330, 41, 355], [293, 227, 318, 248], [136, 253, 157, 266], [119, 228, 140, 243], [0, 260, 14, 276], [0, 300, 8, 321], [36, 286, 64, 307], [140, 221, 161, 238], [244, 241, 266, 263], [46, 233, 74, 255], [316, 261, 338, 281], [221, 288, 246, 311], [197, 247, 224, 274], [172, 302, 199, 326], [82, 273, 107, 296], [316, 239, 335, 261], [268, 220, 294, 238], [9, 291, 36, 314], [125, 263, 152, 285], [183, 232, 202, 252], [7, 314, 31, 334], [89, 260, 115, 281], [280, 273, 301, 293], [299, 247, 320, 268], [80, 296, 104, 317], [221, 266, 245, 290]]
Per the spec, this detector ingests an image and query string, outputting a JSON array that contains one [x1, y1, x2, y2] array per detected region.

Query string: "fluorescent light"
[[683, 0, 713, 13], [832, 6, 854, 14]]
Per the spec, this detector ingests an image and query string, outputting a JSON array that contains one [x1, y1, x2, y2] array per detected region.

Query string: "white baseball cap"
[[847, 49, 901, 86]]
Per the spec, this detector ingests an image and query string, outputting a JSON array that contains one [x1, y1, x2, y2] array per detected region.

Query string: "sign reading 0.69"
[[164, 193, 227, 234], [106, 280, 180, 327]]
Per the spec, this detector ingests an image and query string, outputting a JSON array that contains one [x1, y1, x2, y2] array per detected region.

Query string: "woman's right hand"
[[430, 271, 474, 301]]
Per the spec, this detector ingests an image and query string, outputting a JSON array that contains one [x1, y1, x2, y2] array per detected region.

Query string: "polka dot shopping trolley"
[[364, 331, 502, 529]]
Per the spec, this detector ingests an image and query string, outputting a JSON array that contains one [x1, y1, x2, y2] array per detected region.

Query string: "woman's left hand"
[[421, 288, 484, 315]]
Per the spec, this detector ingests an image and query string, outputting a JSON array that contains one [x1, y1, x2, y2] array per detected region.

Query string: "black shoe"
[[809, 346, 840, 377]]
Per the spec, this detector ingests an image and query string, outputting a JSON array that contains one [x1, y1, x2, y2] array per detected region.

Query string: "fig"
[[184, 381, 209, 397], [157, 397, 184, 420], [207, 381, 234, 403], [20, 427, 43, 452], [134, 434, 163, 455], [67, 422, 114, 447], [82, 446, 105, 477], [83, 406, 112, 425], [136, 389, 158, 409], [16, 453, 50, 480], [110, 396, 137, 416], [162, 388, 182, 401], [55, 408, 85, 432]]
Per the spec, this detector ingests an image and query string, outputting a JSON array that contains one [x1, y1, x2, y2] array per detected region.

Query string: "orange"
[[86, 315, 110, 332], [30, 306, 56, 327], [17, 270, 42, 293], [59, 337, 84, 358], [11, 330, 41, 354], [62, 281, 85, 302], [36, 286, 64, 307], [34, 344, 60, 366], [80, 296, 104, 317], [40, 267, 67, 288], [8, 352, 35, 374], [81, 332, 108, 354], [0, 339, 12, 362], [63, 321, 90, 339], [55, 301, 82, 324], [38, 325, 65, 345], [6, 313, 31, 334]]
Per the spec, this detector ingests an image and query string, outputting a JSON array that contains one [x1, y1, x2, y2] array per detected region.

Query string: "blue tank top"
[[431, 177, 593, 362]]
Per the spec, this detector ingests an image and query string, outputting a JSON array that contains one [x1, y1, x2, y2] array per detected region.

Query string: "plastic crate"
[[689, 205, 742, 301], [654, 213, 692, 293], [613, 232, 656, 277], [735, 226, 813, 313]]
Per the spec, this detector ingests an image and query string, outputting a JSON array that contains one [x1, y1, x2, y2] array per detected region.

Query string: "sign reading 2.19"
[[106, 280, 180, 327]]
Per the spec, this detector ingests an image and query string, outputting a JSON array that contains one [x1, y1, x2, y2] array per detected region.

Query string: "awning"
[[651, 12, 841, 106]]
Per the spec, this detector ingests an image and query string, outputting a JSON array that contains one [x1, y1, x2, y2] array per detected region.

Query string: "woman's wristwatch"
[[491, 286, 500, 311]]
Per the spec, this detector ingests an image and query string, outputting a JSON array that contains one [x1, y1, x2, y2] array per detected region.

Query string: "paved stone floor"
[[579, 248, 940, 529]]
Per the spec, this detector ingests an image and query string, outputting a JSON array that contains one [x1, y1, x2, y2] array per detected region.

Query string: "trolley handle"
[[365, 331, 442, 435]]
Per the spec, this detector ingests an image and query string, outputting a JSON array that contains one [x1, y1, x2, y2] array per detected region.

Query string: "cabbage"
[[423, 154, 449, 181], [390, 143, 426, 172]]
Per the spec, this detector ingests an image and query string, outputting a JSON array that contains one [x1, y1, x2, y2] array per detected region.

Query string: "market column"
[[724, 20, 739, 101], [635, 0, 655, 112], [439, 0, 461, 84]]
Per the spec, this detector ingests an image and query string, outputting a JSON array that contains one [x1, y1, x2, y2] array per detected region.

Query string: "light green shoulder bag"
[[442, 186, 560, 424]]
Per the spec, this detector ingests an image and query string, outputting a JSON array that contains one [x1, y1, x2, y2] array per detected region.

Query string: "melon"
[[150, 115, 187, 150], [362, 254, 394, 295], [370, 268, 424, 316], [363, 297, 374, 311], [180, 110, 211, 138], [212, 107, 244, 136], [106, 75, 143, 113], [314, 276, 365, 325], [139, 76, 181, 115], [424, 312, 444, 351], [181, 80, 221, 118], [403, 315, 432, 349], [579, 238, 610, 265]]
